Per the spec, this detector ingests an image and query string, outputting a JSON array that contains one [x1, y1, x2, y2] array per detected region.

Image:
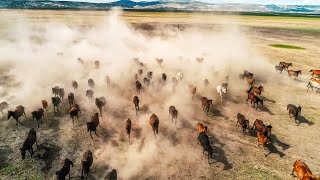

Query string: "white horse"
[[177, 72, 184, 81], [216, 85, 227, 103]]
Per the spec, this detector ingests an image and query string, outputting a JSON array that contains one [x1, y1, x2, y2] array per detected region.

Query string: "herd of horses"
[[1, 57, 319, 180]]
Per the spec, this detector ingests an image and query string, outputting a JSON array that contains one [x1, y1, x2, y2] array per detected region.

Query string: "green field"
[[269, 44, 306, 50]]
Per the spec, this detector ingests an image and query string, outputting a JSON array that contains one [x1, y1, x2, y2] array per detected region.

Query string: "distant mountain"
[[0, 0, 320, 14]]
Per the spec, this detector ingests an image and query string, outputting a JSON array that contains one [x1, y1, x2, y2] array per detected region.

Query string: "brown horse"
[[41, 100, 48, 111], [135, 81, 142, 94], [72, 80, 78, 90], [248, 85, 264, 95], [156, 58, 163, 66], [291, 160, 319, 180], [310, 70, 320, 77], [246, 93, 263, 110], [69, 104, 81, 127], [94, 60, 99, 69], [168, 106, 178, 126], [197, 123, 207, 135], [162, 73, 167, 84], [237, 113, 249, 135], [288, 70, 302, 81], [68, 92, 75, 108], [88, 79, 95, 89], [95, 97, 106, 117], [201, 97, 212, 116], [51, 97, 61, 113], [279, 62, 293, 70], [189, 85, 197, 101], [149, 114, 159, 138], [8, 105, 27, 125], [126, 118, 132, 143], [138, 69, 143, 75], [87, 113, 101, 139], [133, 96, 139, 115], [252, 119, 272, 139], [86, 90, 94, 102], [257, 132, 270, 153], [81, 150, 93, 179], [105, 75, 111, 87], [31, 108, 44, 128]]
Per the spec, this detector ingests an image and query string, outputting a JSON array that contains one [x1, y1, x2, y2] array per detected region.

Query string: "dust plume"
[[0, 8, 279, 179]]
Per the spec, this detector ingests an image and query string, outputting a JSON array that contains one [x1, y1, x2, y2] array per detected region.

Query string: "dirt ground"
[[0, 10, 320, 180]]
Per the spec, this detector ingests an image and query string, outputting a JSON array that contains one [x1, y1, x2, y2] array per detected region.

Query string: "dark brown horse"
[[133, 96, 139, 115], [31, 108, 44, 128], [135, 81, 142, 93], [248, 85, 264, 95], [252, 119, 272, 139], [87, 113, 101, 139], [201, 97, 213, 116], [287, 104, 301, 125], [189, 85, 197, 101], [68, 92, 75, 108], [95, 97, 106, 117], [162, 73, 167, 84], [288, 70, 302, 81], [72, 80, 78, 90], [169, 106, 178, 126], [246, 93, 263, 110], [88, 78, 95, 89], [8, 105, 27, 125], [237, 113, 249, 135], [126, 118, 132, 143], [149, 114, 159, 138], [279, 61, 292, 70], [69, 104, 81, 127], [51, 97, 61, 113], [81, 150, 93, 179]]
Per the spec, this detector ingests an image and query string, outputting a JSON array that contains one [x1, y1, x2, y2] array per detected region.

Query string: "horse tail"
[[247, 86, 253, 94]]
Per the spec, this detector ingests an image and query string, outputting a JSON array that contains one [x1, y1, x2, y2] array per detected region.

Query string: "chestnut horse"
[[149, 114, 159, 138], [246, 93, 263, 110], [288, 70, 302, 81], [310, 69, 320, 77]]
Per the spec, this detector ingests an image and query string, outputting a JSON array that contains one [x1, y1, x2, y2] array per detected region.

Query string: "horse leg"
[[95, 131, 99, 137], [30, 147, 34, 158], [90, 131, 93, 139], [291, 168, 295, 176]]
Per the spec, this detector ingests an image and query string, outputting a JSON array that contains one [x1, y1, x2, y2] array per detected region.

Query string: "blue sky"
[[56, 0, 320, 5]]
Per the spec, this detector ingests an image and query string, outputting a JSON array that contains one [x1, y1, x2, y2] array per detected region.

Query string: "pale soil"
[[0, 10, 320, 180]]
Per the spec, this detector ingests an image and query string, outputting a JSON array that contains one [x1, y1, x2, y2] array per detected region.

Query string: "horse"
[[189, 85, 197, 101], [248, 85, 264, 95], [156, 58, 163, 66], [237, 113, 249, 135], [279, 62, 292, 70], [246, 93, 263, 110], [197, 132, 213, 163], [287, 104, 302, 125], [310, 70, 320, 77], [169, 106, 178, 126], [247, 77, 255, 87], [20, 128, 37, 159], [69, 104, 81, 127], [288, 70, 302, 81], [177, 72, 184, 81], [202, 97, 213, 116], [56, 158, 74, 180], [275, 65, 285, 73], [58, 88, 65, 100], [8, 105, 26, 125], [196, 57, 204, 63], [87, 113, 101, 139], [51, 97, 61, 113], [143, 77, 150, 87], [41, 100, 48, 111], [162, 73, 167, 84], [31, 108, 44, 128], [197, 123, 207, 135], [81, 150, 93, 179], [104, 169, 117, 180], [94, 60, 99, 69], [0, 101, 9, 115], [67, 93, 74, 108], [133, 96, 139, 115], [88, 78, 95, 89], [95, 97, 106, 117], [126, 118, 132, 143], [105, 75, 111, 87], [52, 86, 60, 97], [138, 69, 143, 76], [86, 90, 94, 102], [291, 160, 319, 180], [252, 119, 272, 139], [307, 78, 320, 93], [149, 114, 159, 138], [135, 81, 142, 93], [216, 85, 227, 103], [72, 80, 78, 90]]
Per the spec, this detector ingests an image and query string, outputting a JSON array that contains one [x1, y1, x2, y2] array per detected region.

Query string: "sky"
[[54, 0, 320, 5]]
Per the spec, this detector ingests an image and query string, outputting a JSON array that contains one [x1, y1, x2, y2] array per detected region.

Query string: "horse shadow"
[[258, 106, 275, 115], [265, 143, 286, 158], [260, 96, 276, 103], [207, 134, 232, 170], [269, 134, 290, 151], [298, 115, 314, 126], [208, 107, 225, 118]]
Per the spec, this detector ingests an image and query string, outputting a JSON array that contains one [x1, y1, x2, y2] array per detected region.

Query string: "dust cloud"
[[0, 8, 277, 179]]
